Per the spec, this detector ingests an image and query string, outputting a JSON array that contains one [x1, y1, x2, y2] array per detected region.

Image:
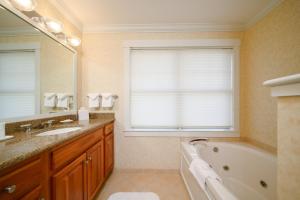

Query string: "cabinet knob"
[[4, 185, 16, 194], [88, 156, 92, 161], [85, 160, 89, 164]]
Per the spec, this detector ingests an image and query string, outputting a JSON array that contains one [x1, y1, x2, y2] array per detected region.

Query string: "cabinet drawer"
[[0, 158, 42, 200], [104, 123, 114, 135], [52, 128, 103, 170], [20, 185, 42, 200]]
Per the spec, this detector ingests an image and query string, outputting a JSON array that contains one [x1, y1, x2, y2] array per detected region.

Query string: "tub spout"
[[189, 138, 209, 145]]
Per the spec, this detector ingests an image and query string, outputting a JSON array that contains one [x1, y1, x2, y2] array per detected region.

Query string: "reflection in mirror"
[[0, 7, 76, 121]]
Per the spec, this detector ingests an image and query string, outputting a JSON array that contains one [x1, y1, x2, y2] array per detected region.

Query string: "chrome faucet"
[[41, 120, 55, 128], [20, 124, 32, 133]]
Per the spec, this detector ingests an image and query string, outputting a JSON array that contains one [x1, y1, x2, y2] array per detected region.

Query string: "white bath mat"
[[107, 192, 160, 200]]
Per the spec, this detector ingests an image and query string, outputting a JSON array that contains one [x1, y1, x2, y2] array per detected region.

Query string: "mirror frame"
[[0, 0, 78, 123]]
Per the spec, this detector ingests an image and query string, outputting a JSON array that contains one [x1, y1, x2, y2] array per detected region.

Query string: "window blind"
[[0, 51, 36, 119], [130, 48, 234, 130]]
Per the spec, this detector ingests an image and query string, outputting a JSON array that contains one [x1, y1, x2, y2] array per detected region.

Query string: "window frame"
[[124, 39, 240, 137]]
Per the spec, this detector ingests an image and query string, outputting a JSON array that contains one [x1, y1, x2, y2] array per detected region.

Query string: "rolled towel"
[[57, 93, 70, 109], [189, 158, 221, 190], [44, 93, 56, 107], [101, 93, 114, 108], [87, 93, 100, 108], [190, 158, 211, 170]]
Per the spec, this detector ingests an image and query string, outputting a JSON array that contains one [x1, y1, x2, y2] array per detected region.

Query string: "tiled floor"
[[95, 169, 191, 200]]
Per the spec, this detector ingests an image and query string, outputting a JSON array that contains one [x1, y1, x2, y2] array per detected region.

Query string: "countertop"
[[0, 118, 114, 171]]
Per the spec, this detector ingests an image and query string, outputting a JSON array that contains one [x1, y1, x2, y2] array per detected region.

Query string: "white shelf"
[[263, 74, 300, 97]]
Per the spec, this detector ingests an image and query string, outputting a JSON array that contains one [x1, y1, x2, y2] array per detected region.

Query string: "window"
[[126, 40, 239, 134], [0, 50, 38, 119]]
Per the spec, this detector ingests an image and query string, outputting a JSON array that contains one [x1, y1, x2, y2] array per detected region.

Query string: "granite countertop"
[[0, 118, 114, 171]]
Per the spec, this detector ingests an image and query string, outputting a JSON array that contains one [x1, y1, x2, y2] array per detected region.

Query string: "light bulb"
[[9, 0, 37, 11], [44, 18, 63, 33], [68, 37, 81, 47]]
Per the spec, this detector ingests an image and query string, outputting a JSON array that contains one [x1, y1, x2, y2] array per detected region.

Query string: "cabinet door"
[[86, 141, 104, 200], [104, 133, 114, 177], [53, 154, 87, 200]]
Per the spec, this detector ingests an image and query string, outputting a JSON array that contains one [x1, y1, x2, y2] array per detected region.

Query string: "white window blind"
[[0, 50, 36, 119], [130, 48, 234, 130]]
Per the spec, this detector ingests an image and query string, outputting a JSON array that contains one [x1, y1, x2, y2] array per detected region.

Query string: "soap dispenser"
[[78, 107, 89, 121]]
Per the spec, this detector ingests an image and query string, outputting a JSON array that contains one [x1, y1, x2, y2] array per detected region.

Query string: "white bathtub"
[[180, 141, 277, 200]]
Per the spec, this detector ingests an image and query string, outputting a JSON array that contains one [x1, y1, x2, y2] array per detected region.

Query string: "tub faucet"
[[189, 138, 209, 145]]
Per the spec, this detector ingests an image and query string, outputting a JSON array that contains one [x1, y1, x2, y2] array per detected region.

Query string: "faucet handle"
[[20, 124, 32, 133], [46, 119, 55, 127], [41, 119, 55, 128], [47, 119, 55, 124]]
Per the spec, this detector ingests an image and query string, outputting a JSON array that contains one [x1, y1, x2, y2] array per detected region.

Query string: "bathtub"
[[180, 141, 277, 200]]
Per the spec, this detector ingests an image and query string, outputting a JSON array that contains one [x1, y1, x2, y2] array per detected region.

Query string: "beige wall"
[[277, 97, 300, 199], [81, 32, 244, 169], [241, 0, 300, 148]]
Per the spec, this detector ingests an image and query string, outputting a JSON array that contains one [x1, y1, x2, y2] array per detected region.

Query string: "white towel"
[[189, 158, 221, 190], [87, 93, 100, 108], [57, 93, 70, 109], [190, 158, 211, 170], [101, 93, 114, 108], [44, 93, 56, 107]]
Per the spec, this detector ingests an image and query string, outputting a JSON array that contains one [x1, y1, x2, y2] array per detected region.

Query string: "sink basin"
[[36, 127, 82, 136]]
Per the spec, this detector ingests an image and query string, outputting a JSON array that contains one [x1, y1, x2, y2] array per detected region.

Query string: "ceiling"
[[49, 0, 282, 32]]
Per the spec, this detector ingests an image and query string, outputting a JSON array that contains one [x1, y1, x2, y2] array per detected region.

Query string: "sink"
[[36, 127, 82, 136]]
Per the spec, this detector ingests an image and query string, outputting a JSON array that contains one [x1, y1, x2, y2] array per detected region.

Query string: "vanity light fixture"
[[56, 33, 68, 44], [44, 17, 63, 33], [67, 37, 81, 47], [8, 0, 37, 11], [31, 17, 46, 29]]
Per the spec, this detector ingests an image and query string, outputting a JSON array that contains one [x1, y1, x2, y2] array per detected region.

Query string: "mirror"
[[0, 6, 77, 121]]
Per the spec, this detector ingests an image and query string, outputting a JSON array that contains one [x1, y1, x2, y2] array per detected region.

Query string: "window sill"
[[123, 129, 239, 137]]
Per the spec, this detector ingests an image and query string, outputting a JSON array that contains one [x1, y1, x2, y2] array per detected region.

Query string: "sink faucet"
[[41, 120, 55, 128], [20, 124, 32, 133]]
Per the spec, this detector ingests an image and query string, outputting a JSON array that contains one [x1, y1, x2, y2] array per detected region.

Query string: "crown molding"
[[50, 0, 283, 34], [83, 23, 245, 33], [245, 0, 283, 28], [48, 0, 83, 32]]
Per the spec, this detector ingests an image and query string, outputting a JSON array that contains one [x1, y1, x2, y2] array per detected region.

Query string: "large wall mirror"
[[0, 4, 77, 121]]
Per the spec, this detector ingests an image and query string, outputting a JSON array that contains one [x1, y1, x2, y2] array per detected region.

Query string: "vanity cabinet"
[[0, 122, 114, 200], [0, 156, 46, 200], [52, 128, 106, 200]]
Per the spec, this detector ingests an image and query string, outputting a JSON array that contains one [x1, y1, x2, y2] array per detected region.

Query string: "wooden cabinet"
[[105, 132, 114, 177], [104, 123, 114, 135], [51, 129, 103, 170], [52, 154, 87, 200], [52, 126, 109, 200], [0, 157, 45, 200], [0, 122, 114, 200], [87, 141, 104, 200], [20, 185, 43, 200]]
